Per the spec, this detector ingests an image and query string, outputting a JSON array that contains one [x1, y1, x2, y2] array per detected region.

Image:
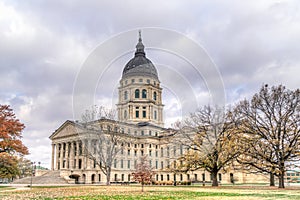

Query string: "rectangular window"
[[121, 174, 124, 181], [136, 110, 139, 118], [173, 146, 176, 156], [161, 161, 164, 169], [134, 150, 137, 156], [141, 150, 144, 156], [149, 160, 152, 167], [149, 150, 152, 156], [147, 79, 150, 83], [128, 150, 130, 156], [141, 130, 144, 135], [161, 148, 164, 157], [139, 78, 143, 82], [149, 130, 152, 136], [114, 159, 117, 168], [180, 145, 183, 155], [155, 160, 158, 169], [127, 160, 130, 169], [141, 144, 144, 148], [155, 151, 158, 157], [167, 147, 170, 157], [121, 160, 123, 168], [131, 79, 135, 83], [218, 173, 222, 181], [143, 110, 146, 118]]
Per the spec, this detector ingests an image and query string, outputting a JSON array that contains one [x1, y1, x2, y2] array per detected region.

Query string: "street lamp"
[[30, 162, 35, 188]]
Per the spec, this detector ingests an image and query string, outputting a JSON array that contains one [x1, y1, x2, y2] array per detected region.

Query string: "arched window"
[[142, 89, 147, 98], [135, 89, 140, 98], [153, 92, 157, 100], [124, 91, 128, 100]]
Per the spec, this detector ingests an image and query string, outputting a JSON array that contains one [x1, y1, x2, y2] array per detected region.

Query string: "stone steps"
[[13, 170, 68, 184]]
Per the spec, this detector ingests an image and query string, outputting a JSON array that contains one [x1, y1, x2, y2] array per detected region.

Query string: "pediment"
[[49, 120, 83, 140]]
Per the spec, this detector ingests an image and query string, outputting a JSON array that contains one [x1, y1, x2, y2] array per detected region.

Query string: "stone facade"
[[49, 31, 269, 185]]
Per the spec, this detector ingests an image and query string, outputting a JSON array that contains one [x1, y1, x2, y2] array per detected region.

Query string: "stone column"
[[60, 143, 64, 169], [87, 139, 91, 169], [65, 142, 69, 169], [76, 141, 80, 169], [82, 140, 86, 169], [51, 144, 55, 170], [70, 142, 74, 170], [55, 143, 59, 170]]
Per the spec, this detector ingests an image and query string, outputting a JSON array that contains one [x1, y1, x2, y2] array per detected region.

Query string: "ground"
[[1, 185, 300, 200]]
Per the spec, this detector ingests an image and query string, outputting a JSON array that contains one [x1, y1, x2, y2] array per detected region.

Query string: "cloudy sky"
[[1, 0, 300, 168]]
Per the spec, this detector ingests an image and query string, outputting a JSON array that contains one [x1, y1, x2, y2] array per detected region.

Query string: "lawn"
[[1, 185, 300, 200]]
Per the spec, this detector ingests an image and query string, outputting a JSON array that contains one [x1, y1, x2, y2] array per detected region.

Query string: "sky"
[[1, 0, 300, 168]]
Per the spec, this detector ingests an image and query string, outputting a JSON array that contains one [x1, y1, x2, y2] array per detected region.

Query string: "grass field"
[[1, 185, 300, 200]]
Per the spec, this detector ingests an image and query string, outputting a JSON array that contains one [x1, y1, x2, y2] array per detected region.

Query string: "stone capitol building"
[[49, 31, 268, 185]]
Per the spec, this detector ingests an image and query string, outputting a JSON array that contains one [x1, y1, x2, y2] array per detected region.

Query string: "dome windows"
[[153, 92, 157, 101], [124, 91, 128, 100], [135, 89, 140, 98], [142, 89, 147, 98], [124, 110, 127, 119]]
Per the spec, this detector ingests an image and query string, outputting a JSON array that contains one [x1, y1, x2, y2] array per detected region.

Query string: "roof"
[[122, 30, 158, 80]]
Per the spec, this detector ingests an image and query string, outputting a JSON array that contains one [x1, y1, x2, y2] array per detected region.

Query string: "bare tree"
[[234, 84, 300, 188], [174, 105, 240, 186], [131, 155, 155, 192], [80, 105, 127, 185]]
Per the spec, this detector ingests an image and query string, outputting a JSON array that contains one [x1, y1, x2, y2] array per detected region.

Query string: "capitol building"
[[49, 32, 268, 185]]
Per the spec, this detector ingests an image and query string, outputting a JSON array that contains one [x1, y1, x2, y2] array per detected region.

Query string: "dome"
[[122, 31, 158, 80]]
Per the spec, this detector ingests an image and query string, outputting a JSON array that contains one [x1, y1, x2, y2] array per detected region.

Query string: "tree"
[[0, 152, 19, 179], [234, 84, 300, 188], [174, 105, 240, 187], [80, 105, 127, 185], [0, 105, 28, 155], [18, 157, 32, 178], [132, 155, 155, 192], [0, 105, 28, 179]]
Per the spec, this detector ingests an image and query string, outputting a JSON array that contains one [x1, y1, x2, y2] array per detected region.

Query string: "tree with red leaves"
[[0, 105, 28, 179], [131, 156, 155, 192]]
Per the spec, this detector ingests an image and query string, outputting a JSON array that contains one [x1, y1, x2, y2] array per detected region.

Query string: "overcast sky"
[[1, 0, 300, 168]]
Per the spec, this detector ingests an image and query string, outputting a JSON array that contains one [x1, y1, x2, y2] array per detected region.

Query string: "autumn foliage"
[[132, 156, 155, 192], [0, 105, 28, 179]]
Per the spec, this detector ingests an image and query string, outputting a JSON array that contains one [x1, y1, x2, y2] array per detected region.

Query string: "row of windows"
[[123, 78, 157, 86], [112, 173, 222, 182], [119, 148, 180, 158], [124, 108, 157, 120], [124, 90, 157, 100]]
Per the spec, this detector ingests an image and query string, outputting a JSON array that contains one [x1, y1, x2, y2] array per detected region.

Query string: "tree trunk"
[[142, 182, 144, 192], [278, 161, 285, 188], [106, 170, 111, 185], [278, 172, 285, 188], [211, 171, 219, 187], [270, 173, 275, 186]]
